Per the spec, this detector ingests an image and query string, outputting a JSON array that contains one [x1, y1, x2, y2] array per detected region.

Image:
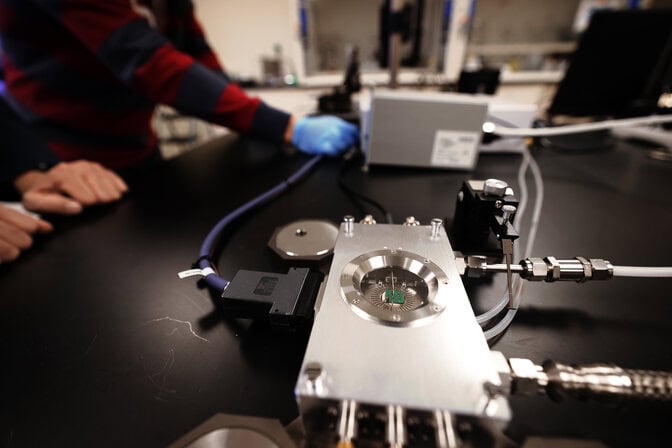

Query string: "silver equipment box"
[[365, 90, 489, 170], [296, 222, 510, 446]]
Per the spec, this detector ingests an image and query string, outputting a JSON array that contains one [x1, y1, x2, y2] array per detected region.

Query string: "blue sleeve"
[[0, 97, 60, 186]]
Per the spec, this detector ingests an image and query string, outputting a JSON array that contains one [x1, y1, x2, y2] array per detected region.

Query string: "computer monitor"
[[548, 10, 672, 118]]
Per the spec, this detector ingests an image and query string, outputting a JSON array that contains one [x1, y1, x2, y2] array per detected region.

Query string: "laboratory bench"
[[1, 134, 672, 447]]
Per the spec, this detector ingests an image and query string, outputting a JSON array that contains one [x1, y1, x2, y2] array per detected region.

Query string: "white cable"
[[481, 149, 545, 341], [612, 266, 672, 278], [514, 149, 530, 229], [476, 150, 530, 325], [488, 115, 672, 138], [524, 153, 544, 259], [477, 149, 546, 331], [483, 308, 517, 341]]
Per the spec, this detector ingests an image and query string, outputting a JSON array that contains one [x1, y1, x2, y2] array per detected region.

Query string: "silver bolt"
[[304, 362, 325, 395], [343, 215, 354, 235], [360, 214, 376, 225], [501, 205, 516, 223], [484, 179, 508, 197], [304, 362, 323, 382], [431, 218, 443, 238], [403, 216, 420, 226], [495, 200, 503, 209]]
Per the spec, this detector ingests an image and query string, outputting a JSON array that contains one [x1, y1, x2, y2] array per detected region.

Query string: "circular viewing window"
[[340, 249, 449, 327]]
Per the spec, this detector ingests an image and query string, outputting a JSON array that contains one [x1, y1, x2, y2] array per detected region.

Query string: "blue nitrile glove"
[[291, 116, 359, 156]]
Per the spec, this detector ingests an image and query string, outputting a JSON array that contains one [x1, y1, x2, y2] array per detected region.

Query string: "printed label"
[[254, 277, 278, 296], [431, 130, 479, 168]]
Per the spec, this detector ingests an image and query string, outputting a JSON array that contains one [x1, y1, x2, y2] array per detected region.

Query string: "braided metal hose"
[[543, 361, 672, 402]]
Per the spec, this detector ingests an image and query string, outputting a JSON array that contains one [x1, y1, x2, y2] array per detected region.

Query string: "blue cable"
[[198, 155, 322, 293]]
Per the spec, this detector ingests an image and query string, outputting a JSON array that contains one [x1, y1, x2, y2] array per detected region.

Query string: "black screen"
[[549, 10, 672, 118]]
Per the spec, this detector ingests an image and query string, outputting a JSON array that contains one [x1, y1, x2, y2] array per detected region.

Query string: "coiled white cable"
[[487, 115, 672, 138]]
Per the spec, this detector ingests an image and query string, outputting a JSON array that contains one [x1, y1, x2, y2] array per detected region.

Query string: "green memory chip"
[[385, 289, 405, 304]]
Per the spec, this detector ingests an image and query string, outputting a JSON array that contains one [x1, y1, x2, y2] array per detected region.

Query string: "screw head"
[[404, 216, 420, 226], [360, 215, 377, 224], [501, 204, 517, 222], [304, 362, 323, 382], [484, 179, 508, 197]]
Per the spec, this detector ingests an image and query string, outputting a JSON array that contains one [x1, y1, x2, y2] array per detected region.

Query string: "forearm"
[[284, 116, 297, 144]]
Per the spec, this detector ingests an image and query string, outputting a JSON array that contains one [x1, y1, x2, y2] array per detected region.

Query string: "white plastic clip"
[[177, 267, 215, 279]]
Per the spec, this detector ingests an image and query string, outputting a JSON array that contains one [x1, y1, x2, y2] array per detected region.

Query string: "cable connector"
[[220, 268, 324, 331], [519, 257, 613, 282], [459, 256, 614, 282]]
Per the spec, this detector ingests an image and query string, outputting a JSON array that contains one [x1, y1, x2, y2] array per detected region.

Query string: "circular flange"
[[340, 249, 450, 327], [268, 220, 339, 261]]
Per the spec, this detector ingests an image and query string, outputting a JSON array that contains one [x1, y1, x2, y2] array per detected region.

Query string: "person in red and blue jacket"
[[0, 95, 129, 263], [1, 38, 129, 264], [0, 0, 358, 170]]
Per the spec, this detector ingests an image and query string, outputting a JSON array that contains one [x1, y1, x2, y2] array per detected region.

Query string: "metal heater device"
[[295, 219, 510, 447]]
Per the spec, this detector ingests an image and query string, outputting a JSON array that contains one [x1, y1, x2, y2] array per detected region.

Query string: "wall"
[[307, 0, 381, 72], [470, 0, 583, 44], [192, 0, 294, 79]]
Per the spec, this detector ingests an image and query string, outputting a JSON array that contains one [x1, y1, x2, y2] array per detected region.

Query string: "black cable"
[[198, 156, 322, 292], [338, 151, 394, 223]]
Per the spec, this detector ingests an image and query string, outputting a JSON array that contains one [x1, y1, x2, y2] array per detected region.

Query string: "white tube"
[[513, 147, 530, 229], [475, 291, 508, 325], [483, 308, 517, 341], [477, 149, 545, 331], [489, 115, 672, 138], [612, 266, 672, 278], [476, 150, 531, 326], [524, 153, 544, 259], [481, 150, 544, 340]]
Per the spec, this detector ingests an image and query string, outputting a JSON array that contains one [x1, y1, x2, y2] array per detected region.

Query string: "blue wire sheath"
[[198, 155, 323, 293]]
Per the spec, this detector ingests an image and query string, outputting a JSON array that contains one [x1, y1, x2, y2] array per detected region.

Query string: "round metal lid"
[[268, 220, 339, 261], [185, 428, 280, 448]]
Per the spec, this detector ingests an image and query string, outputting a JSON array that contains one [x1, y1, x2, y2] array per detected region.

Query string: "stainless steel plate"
[[268, 220, 338, 261]]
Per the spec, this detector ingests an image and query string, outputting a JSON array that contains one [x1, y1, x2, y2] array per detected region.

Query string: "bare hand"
[[0, 205, 52, 263], [15, 161, 128, 215]]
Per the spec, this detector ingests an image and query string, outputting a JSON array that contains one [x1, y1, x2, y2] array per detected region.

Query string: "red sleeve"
[[185, 11, 225, 72]]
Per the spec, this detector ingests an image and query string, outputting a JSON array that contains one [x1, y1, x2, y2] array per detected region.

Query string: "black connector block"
[[452, 180, 519, 258], [220, 268, 324, 331]]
